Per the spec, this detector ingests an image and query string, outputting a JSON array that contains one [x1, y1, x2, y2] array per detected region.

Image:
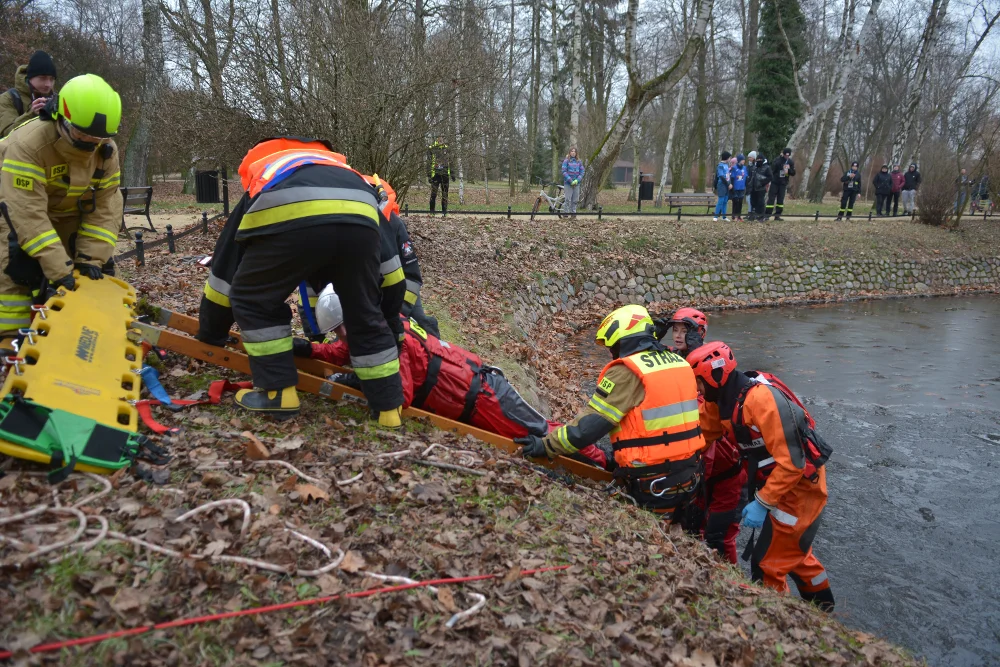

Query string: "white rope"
[[253, 460, 325, 486], [173, 499, 251, 536]]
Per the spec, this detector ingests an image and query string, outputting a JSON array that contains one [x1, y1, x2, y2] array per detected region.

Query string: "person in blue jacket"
[[729, 154, 748, 221], [561, 147, 585, 217], [714, 151, 732, 221]]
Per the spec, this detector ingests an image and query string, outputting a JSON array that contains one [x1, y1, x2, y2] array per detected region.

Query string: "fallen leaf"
[[90, 576, 117, 595], [502, 613, 525, 628], [317, 574, 343, 595], [201, 471, 228, 488], [111, 587, 147, 615], [410, 483, 447, 503], [275, 436, 305, 451], [339, 550, 366, 573], [323, 415, 346, 430], [437, 587, 458, 612], [241, 431, 270, 460], [202, 539, 229, 557], [688, 648, 718, 667], [295, 484, 329, 503]]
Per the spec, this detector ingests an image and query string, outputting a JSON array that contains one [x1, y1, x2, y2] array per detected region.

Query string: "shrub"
[[915, 152, 960, 227]]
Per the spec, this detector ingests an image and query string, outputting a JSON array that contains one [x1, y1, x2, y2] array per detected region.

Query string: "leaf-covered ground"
[[0, 217, 931, 665]]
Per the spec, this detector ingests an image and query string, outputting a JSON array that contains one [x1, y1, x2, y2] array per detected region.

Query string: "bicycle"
[[530, 183, 567, 221]]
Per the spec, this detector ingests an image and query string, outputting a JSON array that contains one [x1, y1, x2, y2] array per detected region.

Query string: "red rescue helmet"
[[669, 307, 708, 336], [688, 341, 737, 389]]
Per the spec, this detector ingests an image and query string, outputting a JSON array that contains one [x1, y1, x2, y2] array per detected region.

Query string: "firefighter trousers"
[[765, 182, 787, 217], [0, 217, 79, 335], [429, 174, 449, 213], [229, 224, 403, 412], [750, 502, 834, 611]]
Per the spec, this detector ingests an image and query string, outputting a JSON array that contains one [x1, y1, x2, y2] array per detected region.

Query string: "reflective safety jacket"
[[601, 349, 705, 474], [427, 141, 450, 178], [0, 118, 122, 280]]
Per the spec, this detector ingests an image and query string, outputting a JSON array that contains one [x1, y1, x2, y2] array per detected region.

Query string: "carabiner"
[[648, 476, 671, 497]]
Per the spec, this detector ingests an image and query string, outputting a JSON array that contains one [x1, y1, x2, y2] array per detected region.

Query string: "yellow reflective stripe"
[[588, 395, 624, 423], [240, 200, 379, 231], [243, 337, 293, 356], [80, 223, 118, 244], [643, 409, 701, 432], [403, 290, 418, 305], [554, 426, 577, 453], [0, 293, 31, 307], [23, 230, 60, 256], [354, 358, 400, 380], [1, 160, 45, 179], [380, 267, 405, 288], [203, 282, 231, 307], [91, 171, 121, 187]]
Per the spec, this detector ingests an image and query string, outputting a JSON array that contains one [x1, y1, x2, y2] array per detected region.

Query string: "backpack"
[[731, 371, 833, 483], [6, 88, 24, 116]]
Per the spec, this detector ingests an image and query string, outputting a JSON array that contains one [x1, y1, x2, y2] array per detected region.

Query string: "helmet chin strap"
[[60, 119, 100, 152]]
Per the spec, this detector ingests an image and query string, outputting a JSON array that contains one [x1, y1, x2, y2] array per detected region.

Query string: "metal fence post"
[[507, 206, 511, 219], [598, 206, 603, 221], [868, 211, 872, 221], [404, 203, 409, 217], [166, 224, 175, 253], [677, 207, 682, 221], [135, 231, 145, 267], [815, 210, 820, 221], [202, 211, 209, 233]]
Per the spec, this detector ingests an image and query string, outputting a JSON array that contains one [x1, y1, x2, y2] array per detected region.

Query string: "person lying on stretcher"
[[293, 286, 608, 469]]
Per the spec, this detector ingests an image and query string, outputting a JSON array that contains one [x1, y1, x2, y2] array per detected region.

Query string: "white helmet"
[[315, 284, 344, 333]]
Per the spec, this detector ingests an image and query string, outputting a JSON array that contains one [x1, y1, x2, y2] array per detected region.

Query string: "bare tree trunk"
[[693, 46, 708, 192], [483, 133, 490, 204], [523, 0, 542, 191], [742, 0, 761, 150], [811, 96, 845, 203], [271, 0, 290, 109], [569, 0, 583, 148], [797, 108, 826, 196], [507, 0, 516, 197], [890, 0, 950, 165], [549, 0, 560, 186], [627, 131, 639, 201], [412, 0, 428, 147], [123, 0, 163, 187], [656, 82, 687, 203]]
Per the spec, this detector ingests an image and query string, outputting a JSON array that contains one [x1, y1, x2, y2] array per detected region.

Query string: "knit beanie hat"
[[721, 151, 731, 161], [736, 154, 745, 162], [25, 50, 57, 80]]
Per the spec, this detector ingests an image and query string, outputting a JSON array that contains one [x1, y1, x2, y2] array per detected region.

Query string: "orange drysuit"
[[700, 379, 833, 609]]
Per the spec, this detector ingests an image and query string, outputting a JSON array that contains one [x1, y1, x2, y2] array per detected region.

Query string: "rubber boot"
[[235, 387, 300, 419], [377, 406, 402, 430]]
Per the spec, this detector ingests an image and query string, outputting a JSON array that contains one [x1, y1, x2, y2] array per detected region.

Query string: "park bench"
[[120, 186, 155, 234], [661, 192, 716, 214]]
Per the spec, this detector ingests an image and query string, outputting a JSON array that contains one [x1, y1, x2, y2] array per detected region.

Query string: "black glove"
[[653, 318, 670, 341], [329, 372, 362, 390], [292, 338, 313, 358], [75, 263, 103, 280], [684, 327, 704, 353], [514, 435, 548, 459], [52, 273, 75, 291]]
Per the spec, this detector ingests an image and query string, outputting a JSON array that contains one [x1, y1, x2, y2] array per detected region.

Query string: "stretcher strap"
[[136, 380, 252, 434]]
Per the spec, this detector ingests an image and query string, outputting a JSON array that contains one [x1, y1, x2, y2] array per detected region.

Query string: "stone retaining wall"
[[512, 257, 1000, 329]]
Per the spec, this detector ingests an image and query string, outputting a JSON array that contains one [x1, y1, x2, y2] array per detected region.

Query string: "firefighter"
[[1, 50, 58, 138], [517, 304, 706, 520], [0, 74, 122, 339], [298, 287, 607, 467], [689, 341, 834, 610], [198, 137, 403, 424], [764, 148, 795, 220], [661, 308, 746, 563], [427, 136, 450, 215]]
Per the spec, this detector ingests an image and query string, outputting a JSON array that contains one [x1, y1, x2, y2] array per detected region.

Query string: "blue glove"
[[138, 365, 172, 405], [741, 499, 769, 528]]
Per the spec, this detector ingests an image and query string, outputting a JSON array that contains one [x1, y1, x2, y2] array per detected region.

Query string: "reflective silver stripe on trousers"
[[247, 186, 379, 213], [380, 254, 402, 276], [350, 346, 398, 369], [770, 508, 799, 526], [405, 279, 421, 296], [0, 316, 32, 326], [207, 273, 231, 296], [811, 571, 828, 586], [241, 324, 292, 342], [641, 398, 700, 421], [757, 457, 775, 467]]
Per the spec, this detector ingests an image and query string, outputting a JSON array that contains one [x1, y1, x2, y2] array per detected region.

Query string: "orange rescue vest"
[[599, 348, 706, 471], [244, 149, 363, 198]]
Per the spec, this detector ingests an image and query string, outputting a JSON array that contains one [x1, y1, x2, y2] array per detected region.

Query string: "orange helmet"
[[238, 136, 345, 191], [669, 307, 708, 335], [688, 341, 737, 389]]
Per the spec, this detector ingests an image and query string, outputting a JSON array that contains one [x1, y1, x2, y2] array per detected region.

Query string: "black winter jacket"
[[873, 171, 893, 195]]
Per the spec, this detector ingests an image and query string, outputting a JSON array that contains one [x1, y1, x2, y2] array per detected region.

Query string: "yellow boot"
[[235, 387, 300, 420], [377, 406, 402, 430]]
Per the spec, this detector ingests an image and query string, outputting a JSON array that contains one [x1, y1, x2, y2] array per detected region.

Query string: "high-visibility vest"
[[238, 137, 346, 191], [598, 348, 706, 471], [244, 149, 362, 198]]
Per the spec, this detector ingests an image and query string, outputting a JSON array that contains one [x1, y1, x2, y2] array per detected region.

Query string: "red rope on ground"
[[0, 565, 571, 659]]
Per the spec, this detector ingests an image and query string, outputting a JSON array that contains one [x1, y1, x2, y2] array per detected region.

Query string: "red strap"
[[136, 380, 253, 434]]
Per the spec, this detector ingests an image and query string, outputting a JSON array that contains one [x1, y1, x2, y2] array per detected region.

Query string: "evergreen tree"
[[746, 0, 808, 160]]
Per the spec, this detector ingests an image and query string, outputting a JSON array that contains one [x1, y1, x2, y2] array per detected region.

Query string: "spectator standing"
[[873, 165, 893, 216], [714, 151, 732, 221], [889, 165, 905, 216], [748, 154, 771, 222], [745, 151, 758, 216], [837, 161, 862, 221], [901, 163, 921, 215], [0, 50, 57, 137], [955, 168, 969, 214], [561, 147, 585, 218], [730, 154, 748, 221], [765, 147, 795, 220], [427, 135, 450, 216]]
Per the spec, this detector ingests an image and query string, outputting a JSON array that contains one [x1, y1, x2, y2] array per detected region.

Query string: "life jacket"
[[244, 148, 361, 198], [404, 318, 484, 422], [238, 137, 345, 190], [363, 174, 400, 218], [599, 348, 705, 483], [730, 371, 833, 491]]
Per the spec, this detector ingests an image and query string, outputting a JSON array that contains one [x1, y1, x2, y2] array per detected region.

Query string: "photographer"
[[0, 51, 57, 137]]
